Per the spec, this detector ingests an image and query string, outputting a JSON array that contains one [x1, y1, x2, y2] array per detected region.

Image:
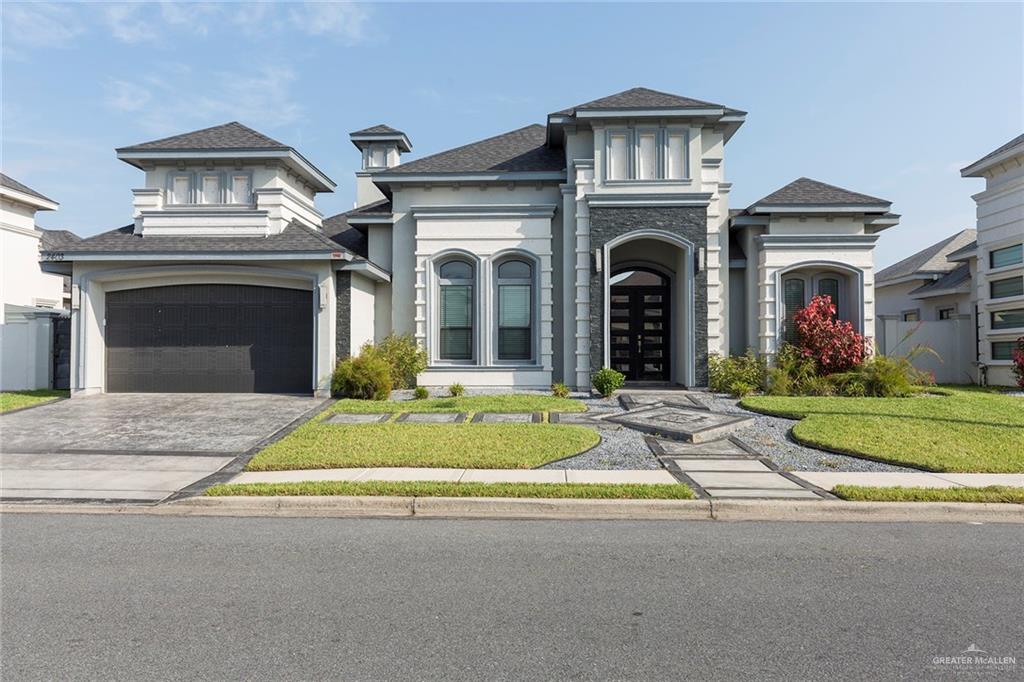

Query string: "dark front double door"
[[609, 283, 671, 382]]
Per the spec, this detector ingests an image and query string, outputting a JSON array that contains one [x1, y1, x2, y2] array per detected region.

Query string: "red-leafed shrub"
[[793, 295, 868, 374], [1012, 336, 1024, 389]]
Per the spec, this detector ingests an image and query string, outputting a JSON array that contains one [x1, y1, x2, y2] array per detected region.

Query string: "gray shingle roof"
[[382, 124, 564, 175], [344, 199, 392, 218], [875, 229, 977, 284], [553, 87, 741, 116], [38, 228, 81, 251], [116, 122, 288, 153], [43, 221, 346, 256], [946, 239, 978, 261], [0, 172, 56, 204], [962, 133, 1024, 174], [751, 177, 889, 207], [322, 213, 368, 258], [351, 124, 403, 135], [908, 262, 972, 296]]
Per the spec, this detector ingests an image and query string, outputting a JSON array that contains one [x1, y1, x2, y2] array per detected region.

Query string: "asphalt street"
[[2, 514, 1022, 680]]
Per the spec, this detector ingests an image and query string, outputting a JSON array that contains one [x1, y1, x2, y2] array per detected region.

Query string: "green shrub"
[[728, 380, 757, 397], [709, 350, 765, 396], [366, 334, 427, 390], [765, 344, 818, 396], [551, 382, 570, 398], [332, 352, 393, 400], [802, 375, 836, 397], [591, 367, 625, 398], [448, 383, 465, 397], [831, 355, 916, 398], [413, 386, 429, 400]]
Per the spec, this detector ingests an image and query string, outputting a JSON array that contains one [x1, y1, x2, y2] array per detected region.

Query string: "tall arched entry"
[[608, 268, 671, 381]]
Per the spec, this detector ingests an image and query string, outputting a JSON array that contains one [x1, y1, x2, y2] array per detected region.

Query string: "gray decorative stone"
[[606, 404, 752, 443], [324, 413, 391, 425], [335, 271, 351, 361], [471, 413, 541, 423], [397, 413, 467, 424]]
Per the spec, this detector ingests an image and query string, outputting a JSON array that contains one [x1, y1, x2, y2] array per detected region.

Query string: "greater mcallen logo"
[[930, 644, 1017, 674]]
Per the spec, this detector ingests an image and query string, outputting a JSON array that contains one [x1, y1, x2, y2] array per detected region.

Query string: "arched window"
[[495, 258, 534, 361], [817, 277, 840, 314], [438, 259, 474, 361], [782, 277, 806, 344]]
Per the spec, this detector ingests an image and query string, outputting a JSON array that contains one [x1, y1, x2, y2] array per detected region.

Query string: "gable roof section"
[[351, 124, 403, 136], [875, 228, 977, 285], [552, 87, 742, 116], [961, 133, 1024, 177], [38, 228, 81, 251], [0, 172, 58, 208], [116, 122, 288, 153], [322, 213, 369, 258], [751, 177, 889, 208], [41, 221, 349, 258], [946, 239, 978, 262], [377, 124, 564, 176], [908, 262, 972, 297]]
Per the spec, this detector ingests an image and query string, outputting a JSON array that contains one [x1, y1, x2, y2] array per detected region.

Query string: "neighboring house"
[[958, 133, 1024, 387], [0, 173, 76, 390], [42, 87, 899, 396], [876, 228, 977, 322]]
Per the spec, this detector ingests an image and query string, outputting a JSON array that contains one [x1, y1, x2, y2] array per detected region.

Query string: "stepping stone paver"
[[549, 413, 622, 429], [687, 471, 805, 490], [672, 459, 773, 472], [397, 413, 467, 424], [324, 414, 391, 425], [607, 404, 752, 443], [651, 438, 753, 456], [471, 413, 540, 424]]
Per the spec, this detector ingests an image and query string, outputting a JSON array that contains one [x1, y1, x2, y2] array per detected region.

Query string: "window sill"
[[426, 365, 545, 372]]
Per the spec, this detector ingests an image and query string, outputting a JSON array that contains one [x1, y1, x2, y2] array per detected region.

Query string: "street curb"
[[3, 496, 1023, 522], [709, 499, 1024, 524]]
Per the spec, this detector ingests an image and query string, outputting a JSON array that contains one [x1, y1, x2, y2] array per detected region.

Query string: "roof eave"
[[960, 143, 1024, 177], [40, 250, 346, 262], [349, 133, 412, 153], [749, 203, 892, 215], [115, 148, 336, 192], [0, 186, 59, 211], [371, 171, 567, 185]]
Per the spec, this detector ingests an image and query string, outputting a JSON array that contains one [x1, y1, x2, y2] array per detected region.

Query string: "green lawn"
[[741, 386, 1024, 473], [834, 485, 1024, 504], [329, 394, 585, 415], [207, 480, 694, 500], [0, 390, 67, 414]]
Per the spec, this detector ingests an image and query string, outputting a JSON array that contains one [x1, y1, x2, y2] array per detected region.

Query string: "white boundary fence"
[[876, 317, 975, 385]]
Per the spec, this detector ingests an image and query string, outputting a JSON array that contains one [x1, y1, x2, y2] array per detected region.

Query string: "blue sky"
[[3, 1, 1021, 267]]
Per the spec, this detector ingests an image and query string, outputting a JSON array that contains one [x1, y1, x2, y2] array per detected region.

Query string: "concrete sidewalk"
[[231, 468, 679, 485], [793, 471, 1024, 489]]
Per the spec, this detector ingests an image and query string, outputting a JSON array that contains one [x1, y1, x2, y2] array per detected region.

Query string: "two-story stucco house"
[[43, 87, 899, 396]]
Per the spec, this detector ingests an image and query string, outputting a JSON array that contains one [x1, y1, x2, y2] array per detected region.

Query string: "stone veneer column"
[[587, 206, 710, 387], [335, 271, 352, 361]]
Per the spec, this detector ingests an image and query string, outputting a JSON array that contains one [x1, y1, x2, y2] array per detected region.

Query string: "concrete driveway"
[[1, 394, 324, 502]]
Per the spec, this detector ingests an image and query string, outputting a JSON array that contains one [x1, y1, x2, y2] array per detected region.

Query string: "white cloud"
[[290, 2, 370, 42], [101, 3, 158, 44], [1, 2, 85, 55], [103, 64, 304, 134]]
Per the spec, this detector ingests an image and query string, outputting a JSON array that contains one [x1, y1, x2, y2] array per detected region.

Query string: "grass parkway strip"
[[205, 480, 695, 499], [833, 485, 1024, 504]]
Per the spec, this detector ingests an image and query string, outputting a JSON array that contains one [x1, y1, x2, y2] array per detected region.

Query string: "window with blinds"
[[817, 277, 840, 313], [496, 260, 533, 361], [990, 244, 1023, 269], [991, 276, 1024, 299], [438, 260, 474, 361], [992, 309, 1024, 330], [991, 341, 1015, 361], [782, 278, 805, 344]]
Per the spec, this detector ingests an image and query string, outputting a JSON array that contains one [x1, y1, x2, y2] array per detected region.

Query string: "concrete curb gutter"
[[710, 499, 1024, 524], [3, 496, 1023, 523]]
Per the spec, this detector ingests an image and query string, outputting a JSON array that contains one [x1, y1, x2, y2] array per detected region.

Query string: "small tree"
[[1012, 336, 1024, 389], [793, 295, 867, 374]]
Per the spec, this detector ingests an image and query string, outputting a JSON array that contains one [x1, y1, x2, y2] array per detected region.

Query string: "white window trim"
[[988, 242, 1024, 271], [197, 171, 226, 205], [603, 126, 690, 184], [431, 255, 479, 366], [228, 171, 254, 206], [491, 254, 540, 367]]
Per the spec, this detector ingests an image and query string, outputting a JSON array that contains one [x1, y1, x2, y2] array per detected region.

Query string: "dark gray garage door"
[[106, 284, 313, 393]]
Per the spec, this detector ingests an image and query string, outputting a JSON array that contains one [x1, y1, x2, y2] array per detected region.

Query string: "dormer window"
[[199, 173, 222, 204], [604, 127, 689, 182], [169, 173, 192, 204]]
